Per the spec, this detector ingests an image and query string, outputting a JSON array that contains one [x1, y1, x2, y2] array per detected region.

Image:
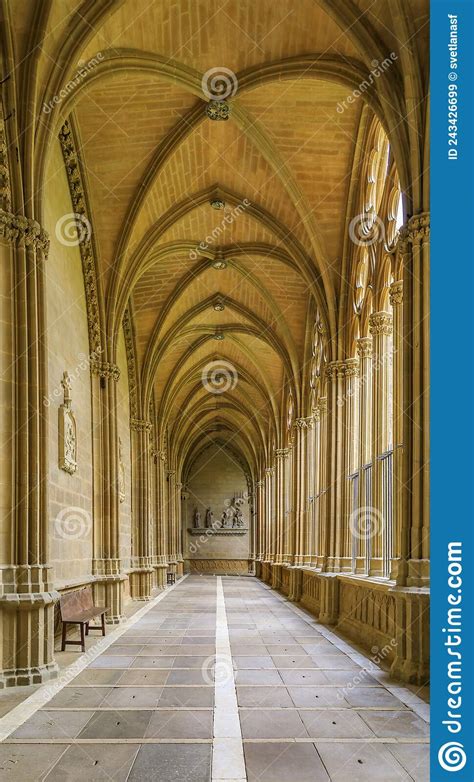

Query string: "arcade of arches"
[[0, 0, 429, 728]]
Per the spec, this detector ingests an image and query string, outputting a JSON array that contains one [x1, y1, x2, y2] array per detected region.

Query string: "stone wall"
[[44, 139, 94, 588]]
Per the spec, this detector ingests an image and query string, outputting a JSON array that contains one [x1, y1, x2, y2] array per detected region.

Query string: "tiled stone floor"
[[0, 576, 429, 781]]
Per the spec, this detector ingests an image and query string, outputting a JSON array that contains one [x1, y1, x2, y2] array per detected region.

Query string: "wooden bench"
[[167, 572, 176, 585], [59, 587, 108, 652]]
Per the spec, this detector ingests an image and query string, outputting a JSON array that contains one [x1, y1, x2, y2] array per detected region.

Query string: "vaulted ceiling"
[[5, 0, 429, 478]]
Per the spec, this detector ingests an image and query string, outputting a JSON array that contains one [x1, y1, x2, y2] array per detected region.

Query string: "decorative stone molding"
[[90, 360, 120, 381], [123, 307, 138, 419], [130, 418, 152, 433], [118, 437, 125, 503], [255, 480, 264, 488], [408, 212, 430, 244], [343, 358, 360, 377], [369, 312, 393, 336], [318, 397, 328, 414], [356, 337, 373, 359], [0, 210, 49, 254], [0, 112, 12, 211], [59, 120, 101, 353], [58, 372, 77, 474], [275, 448, 291, 459], [264, 467, 275, 477], [159, 450, 167, 462], [389, 280, 403, 307], [186, 559, 250, 574], [325, 360, 346, 380]]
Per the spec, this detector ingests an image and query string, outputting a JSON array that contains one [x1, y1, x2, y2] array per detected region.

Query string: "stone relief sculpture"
[[118, 437, 126, 503], [205, 507, 214, 528], [58, 371, 77, 474]]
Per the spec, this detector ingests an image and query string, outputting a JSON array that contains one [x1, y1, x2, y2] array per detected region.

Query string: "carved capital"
[[0, 210, 49, 254], [90, 360, 120, 381], [130, 418, 152, 433], [325, 360, 346, 380], [343, 358, 360, 378], [159, 450, 167, 462], [356, 337, 373, 359], [408, 212, 430, 245], [255, 480, 264, 488], [318, 397, 328, 414], [264, 467, 275, 477], [275, 448, 291, 458], [369, 311, 393, 336], [389, 280, 403, 307]]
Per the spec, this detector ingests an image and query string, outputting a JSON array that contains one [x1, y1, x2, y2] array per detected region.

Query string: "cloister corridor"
[[0, 0, 430, 779], [0, 576, 429, 781]]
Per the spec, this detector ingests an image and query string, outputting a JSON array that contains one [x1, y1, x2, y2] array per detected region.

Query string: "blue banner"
[[431, 1, 474, 779]]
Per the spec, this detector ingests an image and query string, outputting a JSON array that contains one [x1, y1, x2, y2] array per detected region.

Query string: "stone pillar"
[[274, 449, 288, 564], [0, 215, 59, 688], [389, 280, 405, 582], [129, 419, 154, 599], [309, 406, 321, 567], [355, 338, 373, 573], [166, 469, 177, 572], [264, 467, 274, 562], [293, 418, 309, 566], [402, 214, 430, 586], [369, 312, 393, 576], [255, 480, 264, 562], [153, 451, 168, 589], [316, 397, 328, 569], [342, 358, 359, 569], [90, 360, 127, 622], [324, 362, 346, 572], [282, 448, 293, 565], [175, 480, 184, 576]]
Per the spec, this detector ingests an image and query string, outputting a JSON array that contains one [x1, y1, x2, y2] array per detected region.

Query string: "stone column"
[[355, 338, 373, 573], [175, 480, 184, 576], [310, 406, 321, 567], [293, 418, 309, 566], [0, 215, 60, 688], [274, 450, 287, 564], [90, 360, 127, 623], [316, 397, 328, 569], [264, 467, 274, 562], [166, 469, 177, 572], [255, 480, 264, 561], [282, 448, 293, 565], [402, 214, 430, 586], [151, 449, 167, 588], [129, 418, 154, 599], [342, 358, 359, 569], [369, 312, 393, 576], [324, 362, 346, 571], [389, 280, 404, 582]]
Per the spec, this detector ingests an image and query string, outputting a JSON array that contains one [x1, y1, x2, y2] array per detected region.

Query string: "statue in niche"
[[58, 371, 77, 475], [118, 437, 126, 503], [193, 507, 201, 528], [205, 508, 214, 528]]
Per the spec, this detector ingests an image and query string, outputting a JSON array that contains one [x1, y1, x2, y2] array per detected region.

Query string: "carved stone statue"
[[205, 508, 213, 528], [58, 371, 77, 474], [193, 507, 201, 528]]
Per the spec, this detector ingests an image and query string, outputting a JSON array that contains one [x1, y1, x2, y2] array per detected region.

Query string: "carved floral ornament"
[[118, 437, 125, 503], [130, 418, 152, 433], [58, 371, 77, 475], [369, 311, 393, 336], [0, 210, 49, 254], [389, 280, 403, 307], [286, 389, 294, 431], [59, 120, 101, 355], [90, 359, 120, 381]]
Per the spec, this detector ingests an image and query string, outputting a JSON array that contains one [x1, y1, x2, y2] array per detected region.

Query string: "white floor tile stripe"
[[212, 577, 246, 782], [0, 575, 188, 743]]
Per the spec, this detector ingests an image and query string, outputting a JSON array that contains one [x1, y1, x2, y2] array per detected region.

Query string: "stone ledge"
[[188, 527, 248, 535]]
